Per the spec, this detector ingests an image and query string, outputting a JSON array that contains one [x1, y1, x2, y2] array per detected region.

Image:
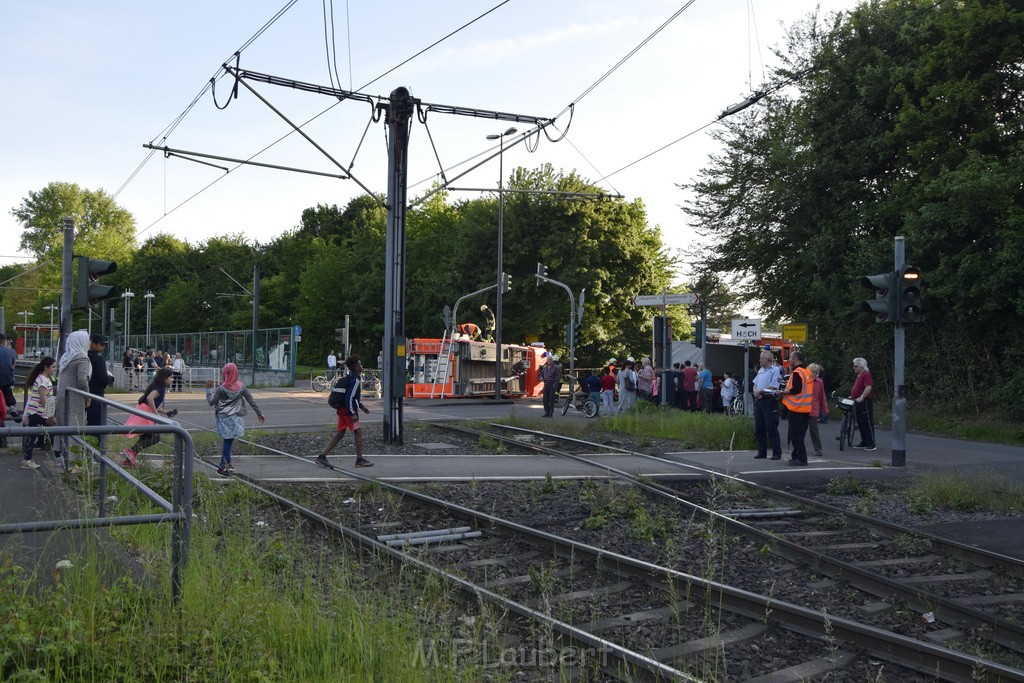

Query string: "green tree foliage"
[[684, 0, 1024, 415], [11, 181, 135, 264], [8, 182, 136, 327], [686, 272, 743, 332]]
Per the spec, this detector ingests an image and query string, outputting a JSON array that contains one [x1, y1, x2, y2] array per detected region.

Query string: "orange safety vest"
[[782, 365, 813, 413]]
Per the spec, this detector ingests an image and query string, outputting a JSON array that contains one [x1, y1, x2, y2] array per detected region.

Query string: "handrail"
[[0, 388, 194, 602]]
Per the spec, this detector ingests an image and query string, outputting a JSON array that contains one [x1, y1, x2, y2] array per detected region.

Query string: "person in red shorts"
[[316, 355, 372, 468]]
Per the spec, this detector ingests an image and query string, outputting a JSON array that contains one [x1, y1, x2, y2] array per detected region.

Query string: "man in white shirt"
[[327, 350, 338, 379], [752, 350, 783, 460]]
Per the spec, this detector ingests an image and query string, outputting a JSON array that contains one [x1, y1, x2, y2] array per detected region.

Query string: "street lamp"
[[17, 311, 33, 325], [485, 126, 517, 400], [144, 291, 155, 347], [43, 304, 58, 356], [122, 290, 135, 352]]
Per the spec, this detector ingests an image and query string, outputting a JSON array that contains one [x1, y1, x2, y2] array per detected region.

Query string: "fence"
[[115, 327, 296, 388], [0, 389, 194, 601]]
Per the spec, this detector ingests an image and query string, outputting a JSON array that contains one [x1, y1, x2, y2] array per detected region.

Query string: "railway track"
[[151, 417, 1022, 681], [414, 421, 1024, 676]]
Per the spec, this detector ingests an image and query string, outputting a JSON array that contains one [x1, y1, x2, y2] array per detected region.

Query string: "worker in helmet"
[[480, 304, 495, 342]]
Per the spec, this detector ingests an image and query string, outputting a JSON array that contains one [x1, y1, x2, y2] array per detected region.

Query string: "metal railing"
[[0, 388, 194, 601]]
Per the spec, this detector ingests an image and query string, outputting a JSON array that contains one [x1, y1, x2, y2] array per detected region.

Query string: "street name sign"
[[632, 293, 699, 306], [782, 323, 808, 342], [731, 318, 762, 340]]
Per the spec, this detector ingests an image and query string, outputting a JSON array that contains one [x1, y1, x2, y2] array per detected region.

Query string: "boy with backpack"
[[318, 355, 373, 469]]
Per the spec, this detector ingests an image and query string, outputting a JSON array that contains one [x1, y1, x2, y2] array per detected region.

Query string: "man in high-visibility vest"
[[781, 350, 813, 466], [456, 323, 481, 341]]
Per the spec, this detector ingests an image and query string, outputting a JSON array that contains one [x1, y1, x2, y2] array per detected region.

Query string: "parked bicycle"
[[833, 391, 858, 451], [727, 387, 745, 418], [311, 370, 340, 392], [313, 368, 382, 396]]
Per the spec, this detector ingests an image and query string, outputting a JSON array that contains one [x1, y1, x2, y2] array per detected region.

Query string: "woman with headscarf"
[[205, 363, 265, 477], [54, 330, 92, 474]]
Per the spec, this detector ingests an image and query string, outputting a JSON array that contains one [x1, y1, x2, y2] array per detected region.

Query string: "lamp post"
[[144, 291, 155, 347], [122, 290, 135, 352], [485, 126, 517, 400], [43, 304, 58, 356]]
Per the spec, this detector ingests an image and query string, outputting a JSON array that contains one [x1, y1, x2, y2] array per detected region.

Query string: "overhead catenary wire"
[[128, 0, 512, 241], [113, 0, 301, 202]]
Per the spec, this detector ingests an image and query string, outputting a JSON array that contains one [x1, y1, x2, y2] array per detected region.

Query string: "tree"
[[686, 272, 743, 332], [11, 182, 135, 264], [684, 0, 1024, 416]]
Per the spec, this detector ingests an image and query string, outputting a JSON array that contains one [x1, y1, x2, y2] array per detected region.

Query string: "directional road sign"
[[731, 318, 762, 340], [632, 293, 699, 307]]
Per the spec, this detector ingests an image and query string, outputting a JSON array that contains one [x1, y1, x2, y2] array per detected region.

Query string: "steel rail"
[[233, 477, 698, 682], [494, 423, 1024, 577], [432, 422, 1024, 656], [480, 421, 1024, 572], [262, 460, 1024, 682]]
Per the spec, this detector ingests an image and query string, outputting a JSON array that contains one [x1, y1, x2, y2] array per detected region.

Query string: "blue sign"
[[293, 325, 302, 336]]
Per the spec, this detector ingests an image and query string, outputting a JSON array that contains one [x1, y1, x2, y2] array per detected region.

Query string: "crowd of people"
[[120, 347, 187, 391], [3, 326, 876, 475], [554, 348, 876, 465]]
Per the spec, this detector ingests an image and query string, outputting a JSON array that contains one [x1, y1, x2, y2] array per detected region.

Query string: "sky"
[[1, 0, 863, 281]]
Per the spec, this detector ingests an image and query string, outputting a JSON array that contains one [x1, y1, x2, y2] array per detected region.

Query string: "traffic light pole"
[[535, 269, 578, 396], [59, 218, 74, 360], [892, 236, 907, 467]]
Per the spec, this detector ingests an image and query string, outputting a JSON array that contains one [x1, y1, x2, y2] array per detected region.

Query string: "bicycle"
[[311, 370, 340, 392], [562, 390, 599, 418], [726, 388, 745, 418], [834, 392, 858, 451], [561, 375, 599, 418]]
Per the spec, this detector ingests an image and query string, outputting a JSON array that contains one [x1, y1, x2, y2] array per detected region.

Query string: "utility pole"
[[252, 262, 260, 384], [156, 67, 557, 444], [381, 87, 414, 444]]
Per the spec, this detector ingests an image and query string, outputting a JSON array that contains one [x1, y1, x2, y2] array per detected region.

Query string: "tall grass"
[[502, 403, 756, 451], [906, 471, 1024, 514], [909, 411, 1024, 447], [1, 466, 500, 681]]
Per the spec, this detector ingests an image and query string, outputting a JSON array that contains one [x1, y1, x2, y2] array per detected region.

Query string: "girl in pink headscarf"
[[205, 363, 264, 476]]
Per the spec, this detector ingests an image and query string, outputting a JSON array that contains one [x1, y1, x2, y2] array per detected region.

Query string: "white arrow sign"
[[632, 293, 699, 307], [731, 318, 762, 340]]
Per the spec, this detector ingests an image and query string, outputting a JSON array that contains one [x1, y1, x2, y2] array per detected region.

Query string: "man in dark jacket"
[[86, 333, 116, 426]]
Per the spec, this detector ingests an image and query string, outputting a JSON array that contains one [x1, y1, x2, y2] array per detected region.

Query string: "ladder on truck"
[[429, 332, 455, 399]]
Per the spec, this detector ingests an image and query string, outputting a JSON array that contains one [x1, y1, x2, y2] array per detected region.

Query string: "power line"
[[556, 0, 697, 119], [127, 0, 512, 243]]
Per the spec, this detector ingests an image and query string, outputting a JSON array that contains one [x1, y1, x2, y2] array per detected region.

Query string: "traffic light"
[[899, 266, 922, 323], [860, 272, 898, 323], [536, 262, 547, 286], [501, 272, 511, 294], [335, 327, 345, 344], [691, 320, 704, 348], [573, 323, 582, 346], [75, 256, 118, 308], [109, 309, 122, 338]]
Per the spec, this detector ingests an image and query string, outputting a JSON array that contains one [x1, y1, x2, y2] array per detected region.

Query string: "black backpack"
[[328, 380, 349, 409]]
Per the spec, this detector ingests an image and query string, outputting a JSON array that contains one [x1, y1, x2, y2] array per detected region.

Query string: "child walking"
[[123, 368, 175, 466], [316, 355, 372, 469], [22, 356, 57, 469], [205, 363, 265, 477]]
